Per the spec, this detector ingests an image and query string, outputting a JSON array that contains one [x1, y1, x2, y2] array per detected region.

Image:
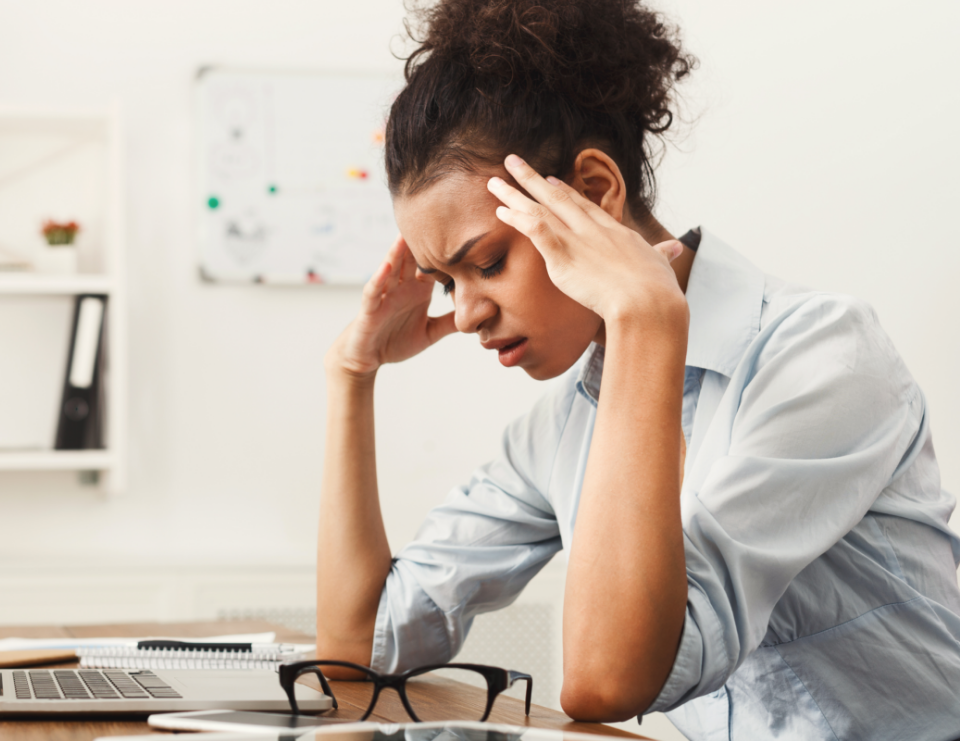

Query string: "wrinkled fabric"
[[369, 229, 960, 740]]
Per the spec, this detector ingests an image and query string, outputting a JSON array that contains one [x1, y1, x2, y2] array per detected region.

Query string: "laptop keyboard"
[[10, 669, 181, 700]]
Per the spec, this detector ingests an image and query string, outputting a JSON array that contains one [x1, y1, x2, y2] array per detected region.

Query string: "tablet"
[[145, 718, 627, 741], [301, 722, 625, 741], [148, 708, 343, 733]]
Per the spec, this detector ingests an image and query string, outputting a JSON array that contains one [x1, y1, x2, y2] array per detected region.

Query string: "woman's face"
[[394, 167, 603, 381]]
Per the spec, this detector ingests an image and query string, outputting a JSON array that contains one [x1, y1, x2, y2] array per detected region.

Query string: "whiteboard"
[[196, 68, 400, 285]]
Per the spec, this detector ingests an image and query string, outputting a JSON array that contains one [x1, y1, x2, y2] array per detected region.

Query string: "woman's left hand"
[[489, 154, 686, 323]]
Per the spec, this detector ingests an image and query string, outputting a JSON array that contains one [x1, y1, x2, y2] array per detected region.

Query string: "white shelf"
[[0, 449, 115, 471], [0, 273, 114, 295], [0, 108, 109, 136], [0, 103, 127, 496]]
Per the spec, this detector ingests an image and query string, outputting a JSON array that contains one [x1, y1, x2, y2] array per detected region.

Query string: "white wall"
[[0, 1, 957, 737]]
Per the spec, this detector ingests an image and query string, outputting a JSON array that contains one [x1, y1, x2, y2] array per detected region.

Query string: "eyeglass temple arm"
[[315, 670, 339, 710], [287, 667, 339, 715], [507, 671, 533, 716]]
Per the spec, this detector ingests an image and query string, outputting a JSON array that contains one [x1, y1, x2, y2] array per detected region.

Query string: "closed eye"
[[441, 254, 506, 296], [479, 255, 506, 280]]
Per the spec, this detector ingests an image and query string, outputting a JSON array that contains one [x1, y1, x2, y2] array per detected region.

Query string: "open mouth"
[[498, 338, 528, 367]]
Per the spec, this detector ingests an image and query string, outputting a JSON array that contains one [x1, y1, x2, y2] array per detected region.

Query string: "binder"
[[54, 294, 107, 450]]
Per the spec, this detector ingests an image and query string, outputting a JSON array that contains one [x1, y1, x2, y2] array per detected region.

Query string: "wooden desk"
[[0, 621, 650, 741]]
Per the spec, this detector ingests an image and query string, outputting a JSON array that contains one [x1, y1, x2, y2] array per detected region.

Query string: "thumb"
[[653, 239, 684, 263], [426, 311, 458, 344]]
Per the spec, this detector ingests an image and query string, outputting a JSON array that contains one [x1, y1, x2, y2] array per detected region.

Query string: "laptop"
[[0, 667, 332, 715]]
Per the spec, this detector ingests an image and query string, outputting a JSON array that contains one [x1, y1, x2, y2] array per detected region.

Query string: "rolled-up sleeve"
[[648, 294, 926, 712], [371, 384, 571, 673]]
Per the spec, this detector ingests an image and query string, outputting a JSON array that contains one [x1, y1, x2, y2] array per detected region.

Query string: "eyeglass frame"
[[278, 659, 532, 721]]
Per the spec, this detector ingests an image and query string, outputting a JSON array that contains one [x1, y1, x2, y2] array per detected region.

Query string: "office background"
[[1, 1, 957, 739]]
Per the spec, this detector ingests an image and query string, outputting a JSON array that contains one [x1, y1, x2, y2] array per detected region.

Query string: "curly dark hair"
[[384, 0, 696, 217]]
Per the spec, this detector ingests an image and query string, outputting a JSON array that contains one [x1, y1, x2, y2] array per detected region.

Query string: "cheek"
[[501, 244, 595, 328], [502, 242, 556, 308], [514, 248, 576, 314]]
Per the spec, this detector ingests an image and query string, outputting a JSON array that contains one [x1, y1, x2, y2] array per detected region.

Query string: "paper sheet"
[[0, 632, 276, 652]]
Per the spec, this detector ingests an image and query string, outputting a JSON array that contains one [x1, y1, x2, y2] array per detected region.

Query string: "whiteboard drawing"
[[196, 68, 400, 284]]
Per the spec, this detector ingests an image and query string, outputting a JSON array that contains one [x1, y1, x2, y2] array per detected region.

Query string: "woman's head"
[[387, 0, 694, 379]]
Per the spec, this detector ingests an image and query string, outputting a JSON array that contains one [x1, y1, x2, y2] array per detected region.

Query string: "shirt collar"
[[576, 228, 766, 405]]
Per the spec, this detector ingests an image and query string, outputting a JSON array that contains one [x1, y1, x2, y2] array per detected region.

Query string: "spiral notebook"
[[77, 640, 314, 671]]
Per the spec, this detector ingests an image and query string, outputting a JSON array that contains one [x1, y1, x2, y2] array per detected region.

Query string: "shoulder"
[[746, 282, 919, 412]]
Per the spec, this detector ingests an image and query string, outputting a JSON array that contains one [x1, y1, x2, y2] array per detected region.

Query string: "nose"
[[453, 283, 497, 334]]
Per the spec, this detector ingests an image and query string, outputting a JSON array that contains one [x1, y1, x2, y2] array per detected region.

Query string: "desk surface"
[[0, 621, 650, 741]]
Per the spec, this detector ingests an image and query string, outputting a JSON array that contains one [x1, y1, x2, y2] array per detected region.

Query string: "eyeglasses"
[[279, 660, 532, 722]]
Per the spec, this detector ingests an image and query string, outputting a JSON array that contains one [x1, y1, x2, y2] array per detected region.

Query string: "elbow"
[[313, 630, 376, 679], [559, 670, 656, 723]]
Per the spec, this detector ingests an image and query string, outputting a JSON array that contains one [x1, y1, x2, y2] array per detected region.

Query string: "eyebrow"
[[416, 232, 490, 274]]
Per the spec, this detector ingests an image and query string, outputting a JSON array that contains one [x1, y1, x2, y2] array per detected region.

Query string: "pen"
[[136, 640, 297, 653]]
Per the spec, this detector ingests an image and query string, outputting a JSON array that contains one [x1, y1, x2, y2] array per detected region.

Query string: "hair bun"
[[406, 0, 693, 133], [388, 0, 696, 213]]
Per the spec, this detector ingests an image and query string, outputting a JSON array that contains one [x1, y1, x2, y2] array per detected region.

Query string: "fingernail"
[[546, 176, 561, 186], [488, 176, 504, 188], [505, 154, 524, 167]]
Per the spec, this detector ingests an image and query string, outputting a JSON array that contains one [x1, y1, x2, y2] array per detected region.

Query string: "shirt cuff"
[[369, 580, 393, 674], [645, 611, 705, 715], [370, 563, 453, 674]]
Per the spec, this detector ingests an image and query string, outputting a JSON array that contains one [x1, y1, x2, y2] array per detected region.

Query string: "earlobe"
[[571, 149, 627, 223]]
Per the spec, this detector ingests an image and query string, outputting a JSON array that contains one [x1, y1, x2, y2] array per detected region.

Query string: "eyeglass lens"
[[402, 667, 493, 722]]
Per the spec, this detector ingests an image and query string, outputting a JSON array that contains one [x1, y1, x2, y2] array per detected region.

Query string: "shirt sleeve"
[[370, 382, 571, 673], [648, 294, 926, 713]]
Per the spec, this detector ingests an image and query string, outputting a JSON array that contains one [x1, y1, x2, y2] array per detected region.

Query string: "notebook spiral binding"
[[77, 645, 309, 671]]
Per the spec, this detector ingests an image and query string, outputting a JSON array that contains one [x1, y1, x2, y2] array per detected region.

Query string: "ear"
[[569, 149, 628, 223]]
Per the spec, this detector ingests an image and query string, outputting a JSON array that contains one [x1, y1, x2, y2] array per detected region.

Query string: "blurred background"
[[0, 1, 957, 739]]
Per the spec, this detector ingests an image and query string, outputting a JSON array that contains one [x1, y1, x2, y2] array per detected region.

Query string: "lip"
[[494, 338, 528, 368], [481, 336, 526, 351]]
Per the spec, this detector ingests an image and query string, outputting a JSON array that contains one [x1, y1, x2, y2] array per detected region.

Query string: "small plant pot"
[[36, 245, 78, 274]]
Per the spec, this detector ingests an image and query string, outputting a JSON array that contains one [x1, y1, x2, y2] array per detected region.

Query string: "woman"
[[315, 1, 960, 738]]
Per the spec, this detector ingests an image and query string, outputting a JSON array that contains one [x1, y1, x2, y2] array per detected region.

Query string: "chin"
[[523, 366, 561, 381], [520, 352, 582, 382]]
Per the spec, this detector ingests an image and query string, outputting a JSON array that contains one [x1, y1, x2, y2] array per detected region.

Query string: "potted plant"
[[38, 219, 81, 273]]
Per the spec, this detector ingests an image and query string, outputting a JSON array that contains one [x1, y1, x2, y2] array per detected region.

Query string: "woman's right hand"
[[326, 235, 457, 380]]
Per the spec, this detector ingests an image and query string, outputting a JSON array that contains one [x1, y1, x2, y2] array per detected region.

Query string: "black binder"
[[54, 294, 107, 450]]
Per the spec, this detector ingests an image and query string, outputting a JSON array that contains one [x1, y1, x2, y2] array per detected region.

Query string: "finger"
[[544, 176, 621, 229], [494, 204, 563, 257], [383, 238, 405, 293], [501, 154, 593, 230], [488, 177, 572, 258], [399, 239, 417, 283], [426, 310, 458, 344], [361, 260, 391, 313], [652, 239, 685, 263], [487, 175, 571, 232]]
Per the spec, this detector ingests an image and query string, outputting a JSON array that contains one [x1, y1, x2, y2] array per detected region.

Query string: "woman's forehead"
[[393, 171, 504, 267]]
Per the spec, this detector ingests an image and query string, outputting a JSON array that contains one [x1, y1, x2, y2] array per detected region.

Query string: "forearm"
[[561, 307, 688, 721], [316, 366, 393, 665]]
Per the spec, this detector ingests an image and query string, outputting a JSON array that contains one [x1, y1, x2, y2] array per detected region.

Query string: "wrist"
[[325, 351, 378, 394], [325, 331, 380, 385], [604, 291, 689, 342]]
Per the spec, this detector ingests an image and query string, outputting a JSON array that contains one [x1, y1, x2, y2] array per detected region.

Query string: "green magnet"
[[207, 196, 220, 209], [268, 184, 278, 194]]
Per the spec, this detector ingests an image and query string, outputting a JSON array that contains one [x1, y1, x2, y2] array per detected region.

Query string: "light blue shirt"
[[370, 230, 960, 740]]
